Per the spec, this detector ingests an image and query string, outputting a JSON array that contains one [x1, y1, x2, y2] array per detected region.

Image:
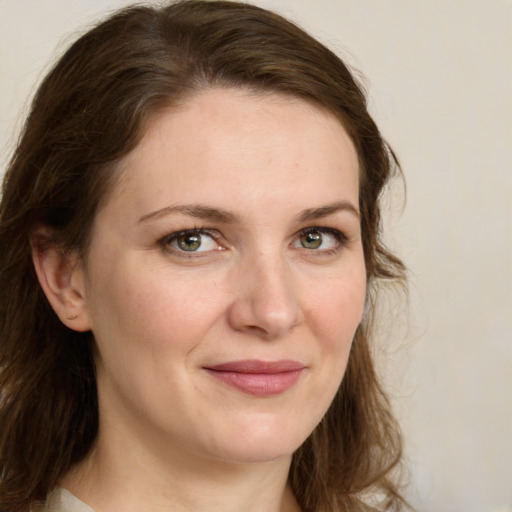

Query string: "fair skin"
[[33, 88, 366, 512]]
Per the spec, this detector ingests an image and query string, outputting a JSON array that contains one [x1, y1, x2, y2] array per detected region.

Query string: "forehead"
[[100, 88, 359, 222]]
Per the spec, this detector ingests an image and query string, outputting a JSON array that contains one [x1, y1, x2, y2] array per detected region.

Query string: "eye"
[[163, 229, 221, 253], [293, 228, 346, 252]]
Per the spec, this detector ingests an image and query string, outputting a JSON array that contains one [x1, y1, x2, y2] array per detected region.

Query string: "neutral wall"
[[1, 1, 511, 511]]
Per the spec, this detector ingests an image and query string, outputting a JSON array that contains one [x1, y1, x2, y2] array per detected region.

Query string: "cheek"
[[296, 272, 366, 435], [307, 272, 366, 349], [87, 258, 227, 355]]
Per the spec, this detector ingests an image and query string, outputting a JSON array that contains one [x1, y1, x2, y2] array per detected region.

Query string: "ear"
[[30, 227, 91, 332]]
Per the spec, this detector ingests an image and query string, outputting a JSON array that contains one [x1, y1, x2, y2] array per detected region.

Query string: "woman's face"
[[79, 88, 366, 465]]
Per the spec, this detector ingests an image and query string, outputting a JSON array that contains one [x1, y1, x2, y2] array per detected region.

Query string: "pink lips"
[[204, 360, 305, 397]]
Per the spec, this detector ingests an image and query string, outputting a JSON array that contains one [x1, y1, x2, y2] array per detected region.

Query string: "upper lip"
[[205, 359, 305, 374]]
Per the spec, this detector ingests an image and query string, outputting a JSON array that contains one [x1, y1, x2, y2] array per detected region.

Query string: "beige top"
[[40, 488, 95, 512]]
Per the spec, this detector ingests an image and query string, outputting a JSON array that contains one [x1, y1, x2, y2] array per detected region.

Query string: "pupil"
[[302, 232, 322, 249], [178, 234, 201, 251]]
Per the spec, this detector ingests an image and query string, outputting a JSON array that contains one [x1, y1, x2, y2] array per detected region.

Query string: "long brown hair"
[[0, 2, 407, 511]]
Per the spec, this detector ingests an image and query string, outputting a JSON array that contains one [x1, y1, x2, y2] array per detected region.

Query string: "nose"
[[227, 252, 302, 340]]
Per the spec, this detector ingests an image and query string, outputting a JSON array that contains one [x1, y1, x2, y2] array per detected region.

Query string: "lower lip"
[[204, 369, 304, 396]]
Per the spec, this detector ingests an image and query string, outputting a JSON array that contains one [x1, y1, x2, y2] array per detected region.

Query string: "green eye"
[[165, 230, 220, 254], [294, 228, 344, 252], [176, 233, 202, 251], [300, 231, 322, 249]]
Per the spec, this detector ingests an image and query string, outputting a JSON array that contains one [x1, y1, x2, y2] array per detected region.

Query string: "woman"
[[0, 1, 407, 511]]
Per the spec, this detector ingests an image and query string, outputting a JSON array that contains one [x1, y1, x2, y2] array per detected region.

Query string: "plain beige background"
[[1, 1, 511, 511]]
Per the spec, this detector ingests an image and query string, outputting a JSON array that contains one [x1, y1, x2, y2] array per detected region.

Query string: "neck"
[[61, 423, 301, 512]]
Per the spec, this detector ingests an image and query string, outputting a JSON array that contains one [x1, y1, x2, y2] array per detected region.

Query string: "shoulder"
[[36, 488, 95, 512]]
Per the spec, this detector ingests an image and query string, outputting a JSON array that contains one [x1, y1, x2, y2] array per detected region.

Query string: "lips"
[[203, 360, 306, 396]]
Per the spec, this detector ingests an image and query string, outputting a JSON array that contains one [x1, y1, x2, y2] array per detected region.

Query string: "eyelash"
[[297, 226, 348, 255], [159, 228, 222, 257], [159, 226, 348, 258]]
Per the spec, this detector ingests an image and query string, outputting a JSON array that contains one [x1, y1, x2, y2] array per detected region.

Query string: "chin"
[[203, 416, 313, 465], [216, 444, 297, 465]]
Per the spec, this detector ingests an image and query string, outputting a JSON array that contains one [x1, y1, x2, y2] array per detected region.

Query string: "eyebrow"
[[137, 200, 360, 225], [138, 204, 240, 224], [294, 201, 360, 222]]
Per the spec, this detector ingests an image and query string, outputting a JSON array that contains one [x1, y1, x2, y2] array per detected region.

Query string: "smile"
[[203, 360, 306, 397]]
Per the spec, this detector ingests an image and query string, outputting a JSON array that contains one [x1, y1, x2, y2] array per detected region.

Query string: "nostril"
[[245, 324, 271, 336]]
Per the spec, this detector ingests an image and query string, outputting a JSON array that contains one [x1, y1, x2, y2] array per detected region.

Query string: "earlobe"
[[30, 229, 91, 332]]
